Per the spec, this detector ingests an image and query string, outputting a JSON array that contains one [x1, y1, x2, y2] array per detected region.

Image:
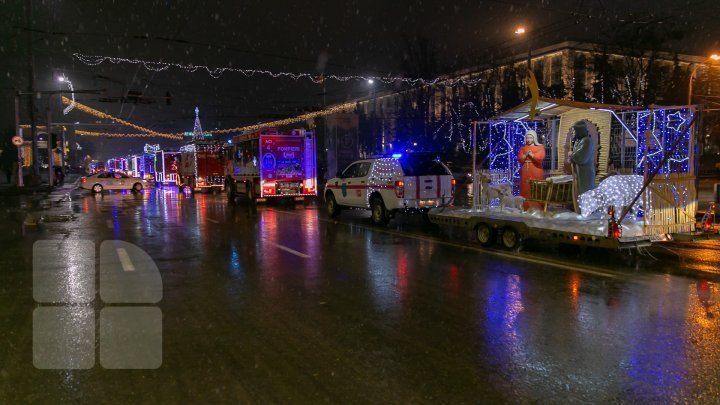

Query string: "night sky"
[[1, 0, 718, 159]]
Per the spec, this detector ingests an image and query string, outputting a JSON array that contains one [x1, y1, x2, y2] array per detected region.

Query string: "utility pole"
[[26, 0, 38, 176], [14, 92, 24, 187], [47, 107, 53, 186]]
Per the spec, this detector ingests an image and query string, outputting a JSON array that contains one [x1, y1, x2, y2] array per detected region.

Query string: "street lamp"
[[514, 25, 531, 73], [688, 53, 720, 105]]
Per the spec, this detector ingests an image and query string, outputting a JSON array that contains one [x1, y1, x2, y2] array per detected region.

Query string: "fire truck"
[[179, 141, 227, 192], [225, 129, 317, 202]]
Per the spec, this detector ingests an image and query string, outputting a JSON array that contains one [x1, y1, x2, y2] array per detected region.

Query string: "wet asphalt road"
[[1, 186, 720, 403]]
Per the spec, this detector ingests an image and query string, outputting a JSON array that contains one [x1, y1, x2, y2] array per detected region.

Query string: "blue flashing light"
[[227, 139, 233, 144], [391, 153, 403, 159]]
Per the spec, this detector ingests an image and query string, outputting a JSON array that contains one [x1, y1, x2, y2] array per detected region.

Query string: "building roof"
[[488, 97, 642, 121]]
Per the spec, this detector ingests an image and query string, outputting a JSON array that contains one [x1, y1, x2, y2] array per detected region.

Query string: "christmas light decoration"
[[578, 174, 644, 217], [192, 107, 204, 140], [635, 108, 693, 175], [144, 144, 161, 154], [429, 102, 482, 153], [75, 130, 181, 139], [486, 120, 546, 181], [72, 52, 485, 86], [58, 75, 76, 115], [207, 101, 359, 134], [61, 96, 184, 139]]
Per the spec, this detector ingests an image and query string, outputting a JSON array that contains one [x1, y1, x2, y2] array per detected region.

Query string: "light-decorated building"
[[351, 41, 719, 157]]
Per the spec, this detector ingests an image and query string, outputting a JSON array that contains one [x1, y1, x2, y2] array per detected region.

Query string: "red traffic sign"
[[11, 136, 24, 146]]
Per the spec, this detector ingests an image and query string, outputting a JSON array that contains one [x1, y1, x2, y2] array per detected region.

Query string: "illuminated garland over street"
[[59, 95, 358, 139], [207, 101, 358, 134], [62, 96, 182, 139], [61, 96, 183, 139], [75, 130, 182, 139], [72, 52, 484, 86]]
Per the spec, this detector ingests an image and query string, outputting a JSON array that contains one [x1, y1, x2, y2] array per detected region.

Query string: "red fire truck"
[[225, 129, 317, 202], [179, 141, 227, 192]]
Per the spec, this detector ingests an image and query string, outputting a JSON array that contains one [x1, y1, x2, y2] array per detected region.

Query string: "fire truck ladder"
[[700, 202, 716, 231]]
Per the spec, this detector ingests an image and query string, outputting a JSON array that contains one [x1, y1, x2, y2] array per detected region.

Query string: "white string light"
[[578, 174, 645, 217], [59, 75, 76, 115], [72, 52, 485, 86]]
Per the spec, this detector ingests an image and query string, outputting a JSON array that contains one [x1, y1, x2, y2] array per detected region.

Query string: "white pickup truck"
[[324, 154, 455, 225]]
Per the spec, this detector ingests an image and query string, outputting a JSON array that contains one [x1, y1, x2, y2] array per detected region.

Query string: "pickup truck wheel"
[[326, 193, 341, 218], [501, 226, 520, 249], [370, 197, 389, 225], [476, 223, 497, 247], [92, 184, 103, 194]]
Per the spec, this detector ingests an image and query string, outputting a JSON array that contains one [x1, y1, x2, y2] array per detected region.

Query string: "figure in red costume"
[[518, 130, 545, 209]]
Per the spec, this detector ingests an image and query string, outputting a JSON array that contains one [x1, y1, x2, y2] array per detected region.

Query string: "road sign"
[[11, 136, 23, 146]]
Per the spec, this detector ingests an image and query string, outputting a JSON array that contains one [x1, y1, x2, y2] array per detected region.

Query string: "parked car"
[[80, 171, 148, 193], [324, 153, 455, 225]]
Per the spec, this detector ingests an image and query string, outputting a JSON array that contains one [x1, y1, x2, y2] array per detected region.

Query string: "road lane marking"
[[106, 220, 114, 229], [264, 240, 311, 259], [272, 208, 619, 278], [116, 248, 135, 272], [206, 218, 220, 224]]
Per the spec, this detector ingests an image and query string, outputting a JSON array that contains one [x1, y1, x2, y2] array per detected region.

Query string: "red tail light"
[[394, 180, 405, 198], [81, 177, 87, 184], [608, 205, 621, 238]]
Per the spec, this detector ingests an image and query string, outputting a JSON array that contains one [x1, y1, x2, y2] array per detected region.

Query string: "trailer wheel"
[[476, 223, 497, 247], [501, 226, 521, 249]]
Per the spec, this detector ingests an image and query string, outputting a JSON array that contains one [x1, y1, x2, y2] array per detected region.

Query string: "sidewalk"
[[0, 174, 81, 196]]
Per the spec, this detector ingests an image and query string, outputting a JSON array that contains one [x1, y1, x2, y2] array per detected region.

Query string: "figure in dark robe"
[[570, 121, 596, 196]]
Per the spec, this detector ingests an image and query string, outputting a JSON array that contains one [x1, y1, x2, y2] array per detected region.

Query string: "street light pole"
[[14, 92, 24, 187], [47, 106, 54, 186], [515, 26, 532, 95], [688, 54, 720, 105]]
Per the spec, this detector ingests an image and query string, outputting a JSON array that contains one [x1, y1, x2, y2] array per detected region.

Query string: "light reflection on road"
[[10, 187, 720, 402]]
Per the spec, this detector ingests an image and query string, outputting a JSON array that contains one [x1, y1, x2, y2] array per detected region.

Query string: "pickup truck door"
[[334, 163, 357, 206], [336, 162, 370, 207], [349, 162, 371, 207]]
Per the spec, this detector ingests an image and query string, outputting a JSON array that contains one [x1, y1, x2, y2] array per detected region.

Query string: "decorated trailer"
[[225, 129, 317, 202], [179, 141, 227, 192], [429, 98, 717, 250], [154, 150, 181, 186]]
